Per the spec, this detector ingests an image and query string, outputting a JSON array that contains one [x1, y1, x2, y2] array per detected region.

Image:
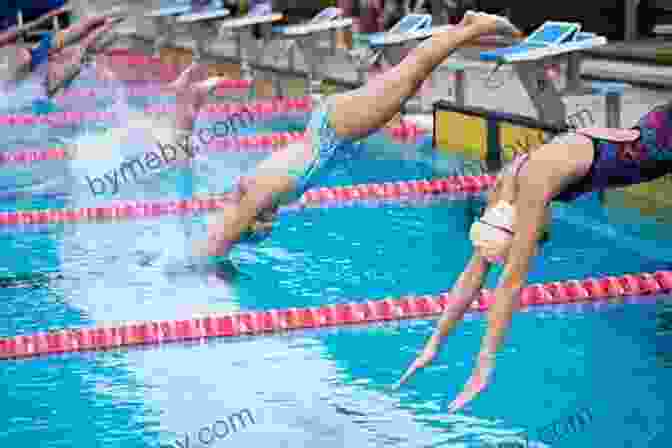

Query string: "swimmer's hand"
[[250, 218, 274, 233], [394, 340, 440, 388], [446, 353, 495, 413], [192, 238, 231, 259]]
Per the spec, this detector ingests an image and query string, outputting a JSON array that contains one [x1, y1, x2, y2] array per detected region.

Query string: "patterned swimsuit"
[[510, 104, 672, 202]]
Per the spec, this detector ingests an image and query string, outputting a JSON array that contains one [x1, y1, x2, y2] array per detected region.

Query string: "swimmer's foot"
[[167, 62, 209, 92], [169, 63, 235, 127], [459, 10, 522, 38], [169, 63, 232, 111], [15, 46, 32, 68]]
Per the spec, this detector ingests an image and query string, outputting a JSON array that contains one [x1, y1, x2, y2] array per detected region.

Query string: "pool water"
[[1, 77, 671, 448]]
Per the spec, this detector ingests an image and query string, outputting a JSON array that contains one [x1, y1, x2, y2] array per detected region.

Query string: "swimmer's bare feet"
[[15, 47, 31, 68], [459, 10, 522, 38], [169, 63, 232, 124]]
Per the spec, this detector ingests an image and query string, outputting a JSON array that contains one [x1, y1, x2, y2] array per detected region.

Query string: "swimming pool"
[[1, 75, 671, 448]]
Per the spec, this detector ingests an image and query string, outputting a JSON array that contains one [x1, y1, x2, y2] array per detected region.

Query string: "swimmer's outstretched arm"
[[395, 253, 492, 387], [13, 12, 122, 79], [326, 12, 521, 140], [195, 174, 295, 258], [46, 18, 120, 95], [50, 10, 124, 53], [445, 144, 577, 413]]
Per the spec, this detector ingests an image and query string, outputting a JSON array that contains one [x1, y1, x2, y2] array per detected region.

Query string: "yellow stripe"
[[498, 123, 548, 162], [435, 110, 487, 160]]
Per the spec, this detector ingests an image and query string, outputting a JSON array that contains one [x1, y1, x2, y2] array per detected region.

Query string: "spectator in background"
[[0, 0, 69, 33], [359, 0, 385, 33]]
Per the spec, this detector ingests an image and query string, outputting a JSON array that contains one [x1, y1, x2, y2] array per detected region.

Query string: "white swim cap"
[[470, 201, 550, 264], [469, 201, 516, 264]]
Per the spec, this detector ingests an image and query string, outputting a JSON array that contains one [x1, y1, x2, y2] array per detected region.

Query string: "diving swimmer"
[[396, 102, 672, 412], [196, 10, 524, 258], [63, 56, 233, 183], [3, 10, 125, 94]]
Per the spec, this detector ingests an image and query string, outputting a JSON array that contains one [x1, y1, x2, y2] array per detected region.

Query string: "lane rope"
[[53, 80, 253, 102], [0, 123, 427, 165], [0, 97, 312, 128], [1, 271, 670, 360], [0, 175, 494, 226]]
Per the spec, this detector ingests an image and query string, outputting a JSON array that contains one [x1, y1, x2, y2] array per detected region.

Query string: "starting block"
[[479, 21, 626, 128], [356, 15, 468, 113], [146, 1, 226, 56], [209, 6, 283, 96], [365, 15, 439, 69], [271, 7, 354, 98], [175, 6, 232, 61]]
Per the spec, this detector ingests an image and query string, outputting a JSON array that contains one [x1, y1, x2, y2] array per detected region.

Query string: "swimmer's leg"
[[53, 14, 109, 51], [169, 63, 234, 131], [16, 14, 112, 73], [46, 19, 119, 95], [169, 63, 215, 132], [327, 11, 521, 140]]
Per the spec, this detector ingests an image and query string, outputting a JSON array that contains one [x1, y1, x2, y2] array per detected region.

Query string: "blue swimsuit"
[[237, 98, 349, 244], [288, 98, 349, 199]]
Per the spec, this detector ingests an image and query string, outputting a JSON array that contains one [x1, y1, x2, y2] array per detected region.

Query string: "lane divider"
[[148, 96, 308, 118], [0, 175, 496, 226], [0, 122, 429, 166], [1, 271, 670, 360], [0, 97, 312, 128], [0, 131, 309, 165], [53, 80, 253, 102]]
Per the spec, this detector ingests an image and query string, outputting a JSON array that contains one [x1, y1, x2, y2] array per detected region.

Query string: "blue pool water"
[[1, 76, 671, 448]]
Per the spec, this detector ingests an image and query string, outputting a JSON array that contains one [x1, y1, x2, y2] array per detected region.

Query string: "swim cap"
[[469, 201, 515, 264], [469, 201, 549, 264]]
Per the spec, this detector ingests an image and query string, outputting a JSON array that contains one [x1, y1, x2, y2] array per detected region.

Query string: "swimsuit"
[[235, 97, 349, 245], [287, 97, 349, 200], [508, 103, 672, 203]]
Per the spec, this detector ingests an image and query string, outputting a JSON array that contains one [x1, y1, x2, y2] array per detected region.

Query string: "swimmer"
[[63, 55, 233, 180], [45, 17, 121, 96], [195, 11, 523, 258], [396, 101, 672, 412], [5, 10, 124, 92]]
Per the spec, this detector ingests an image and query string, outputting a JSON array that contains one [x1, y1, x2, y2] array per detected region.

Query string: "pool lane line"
[[0, 175, 495, 228], [51, 80, 252, 102], [0, 96, 312, 128], [1, 271, 670, 360], [0, 130, 309, 165], [0, 120, 427, 166]]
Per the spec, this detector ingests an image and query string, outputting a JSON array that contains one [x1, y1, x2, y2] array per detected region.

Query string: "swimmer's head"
[[469, 201, 550, 265], [206, 196, 276, 257]]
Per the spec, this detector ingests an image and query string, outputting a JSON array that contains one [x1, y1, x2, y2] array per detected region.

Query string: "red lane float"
[[0, 131, 309, 165], [146, 96, 313, 119], [0, 175, 497, 227], [0, 122, 426, 166], [1, 271, 669, 360], [0, 97, 311, 128], [387, 122, 429, 139], [53, 79, 253, 103]]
